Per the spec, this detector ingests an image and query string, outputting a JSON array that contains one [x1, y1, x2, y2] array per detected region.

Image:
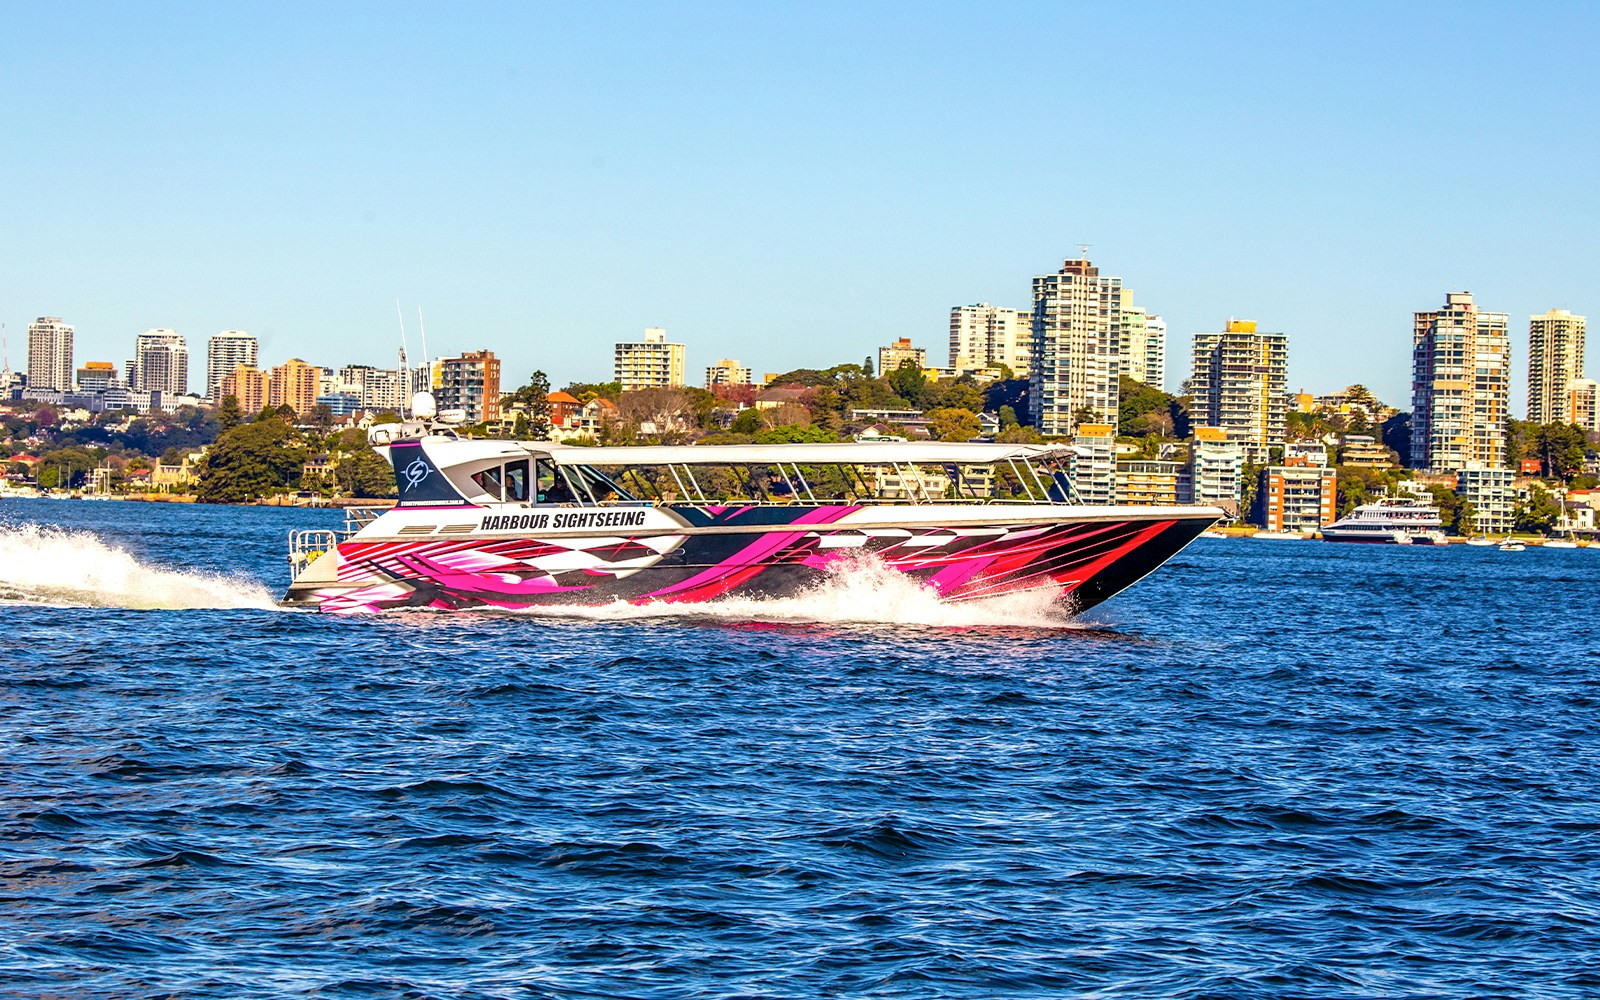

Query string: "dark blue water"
[[2, 499, 1598, 998]]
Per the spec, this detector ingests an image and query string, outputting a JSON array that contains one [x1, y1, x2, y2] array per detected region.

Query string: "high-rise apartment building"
[[704, 359, 753, 389], [1118, 301, 1165, 388], [207, 331, 259, 402], [221, 365, 270, 413], [129, 329, 189, 396], [27, 316, 74, 392], [1564, 378, 1598, 432], [1188, 320, 1288, 461], [1528, 309, 1586, 425], [338, 364, 410, 412], [1030, 258, 1123, 436], [1186, 426, 1245, 516], [438, 349, 501, 423], [1411, 292, 1510, 472], [614, 328, 686, 391], [949, 304, 1030, 377], [877, 337, 926, 376], [268, 358, 322, 416]]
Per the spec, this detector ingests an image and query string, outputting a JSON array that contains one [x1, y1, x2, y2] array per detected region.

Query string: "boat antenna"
[[417, 306, 429, 365], [396, 299, 411, 419]]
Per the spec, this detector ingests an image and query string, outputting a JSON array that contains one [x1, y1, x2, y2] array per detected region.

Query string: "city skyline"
[[2, 4, 1597, 408]]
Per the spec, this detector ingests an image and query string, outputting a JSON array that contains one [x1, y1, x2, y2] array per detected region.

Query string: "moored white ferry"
[[282, 413, 1223, 614], [1320, 496, 1446, 545]]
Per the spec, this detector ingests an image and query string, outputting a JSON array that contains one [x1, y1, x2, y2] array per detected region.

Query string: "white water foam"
[[0, 523, 279, 610], [504, 552, 1084, 629]]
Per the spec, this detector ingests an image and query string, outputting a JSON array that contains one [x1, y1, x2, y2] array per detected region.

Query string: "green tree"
[[505, 370, 552, 438], [217, 395, 243, 431], [925, 407, 981, 441], [887, 360, 926, 407], [998, 405, 1019, 429], [196, 420, 308, 503], [862, 356, 874, 378], [1533, 423, 1588, 480], [1118, 376, 1177, 437], [1514, 482, 1562, 534], [336, 448, 397, 498], [752, 424, 836, 444], [730, 408, 762, 435]]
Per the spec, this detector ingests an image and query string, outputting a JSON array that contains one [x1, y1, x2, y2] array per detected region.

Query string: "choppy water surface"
[[2, 500, 1598, 998]]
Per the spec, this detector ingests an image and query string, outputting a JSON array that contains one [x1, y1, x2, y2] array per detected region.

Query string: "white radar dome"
[[411, 391, 438, 420]]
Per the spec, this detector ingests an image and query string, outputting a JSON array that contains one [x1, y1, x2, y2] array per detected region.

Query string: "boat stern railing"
[[287, 528, 340, 578]]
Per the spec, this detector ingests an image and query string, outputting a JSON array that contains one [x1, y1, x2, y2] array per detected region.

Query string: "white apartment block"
[[1189, 320, 1288, 462], [27, 316, 75, 392], [614, 327, 685, 391], [1030, 259, 1122, 436], [1118, 303, 1165, 388], [1528, 309, 1585, 425], [1411, 292, 1509, 472], [129, 329, 190, 396], [704, 359, 753, 388], [1456, 464, 1515, 536], [206, 331, 258, 402], [1068, 423, 1116, 504], [1186, 426, 1245, 516], [1565, 378, 1598, 432], [949, 304, 1030, 377]]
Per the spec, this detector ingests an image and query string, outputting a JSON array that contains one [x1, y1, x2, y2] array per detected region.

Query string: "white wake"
[[504, 553, 1084, 629], [0, 522, 278, 610]]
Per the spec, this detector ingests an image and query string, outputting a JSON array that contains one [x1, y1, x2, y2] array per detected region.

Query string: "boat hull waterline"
[[284, 504, 1216, 615]]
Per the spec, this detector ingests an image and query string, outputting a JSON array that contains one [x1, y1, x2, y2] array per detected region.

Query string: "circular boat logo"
[[402, 458, 432, 491]]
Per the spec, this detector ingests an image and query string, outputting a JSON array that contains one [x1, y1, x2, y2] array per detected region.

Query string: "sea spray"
[[0, 522, 278, 610]]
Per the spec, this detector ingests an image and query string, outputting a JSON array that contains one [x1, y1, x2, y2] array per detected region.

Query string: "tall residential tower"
[[1029, 258, 1123, 436], [949, 304, 1030, 377], [207, 331, 259, 402], [614, 328, 685, 391], [1528, 309, 1586, 425], [27, 317, 75, 392], [1188, 319, 1288, 460], [129, 329, 190, 396], [1411, 292, 1510, 472]]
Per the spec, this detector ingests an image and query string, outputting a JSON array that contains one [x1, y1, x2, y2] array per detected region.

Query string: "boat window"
[[534, 461, 576, 505], [471, 466, 504, 501], [504, 459, 530, 503]]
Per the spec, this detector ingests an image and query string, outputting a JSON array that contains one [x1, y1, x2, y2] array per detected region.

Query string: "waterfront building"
[[268, 359, 322, 416], [128, 329, 189, 396], [1030, 258, 1123, 436], [27, 317, 74, 393], [1456, 464, 1515, 536], [1528, 309, 1586, 425], [949, 304, 1030, 378], [75, 361, 119, 394], [614, 328, 686, 391], [1261, 465, 1337, 533], [1564, 378, 1598, 432], [438, 349, 501, 423], [878, 337, 927, 376], [1069, 423, 1116, 504], [1188, 320, 1288, 462], [704, 359, 753, 389], [1187, 426, 1245, 516], [1411, 292, 1510, 472], [1115, 459, 1183, 506], [206, 331, 258, 402], [1117, 298, 1165, 388], [1339, 434, 1395, 469]]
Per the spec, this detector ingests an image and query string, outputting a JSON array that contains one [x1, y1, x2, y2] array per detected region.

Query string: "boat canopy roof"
[[538, 441, 1073, 467]]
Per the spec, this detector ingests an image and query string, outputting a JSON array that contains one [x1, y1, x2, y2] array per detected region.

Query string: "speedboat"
[[282, 404, 1223, 614], [1498, 538, 1526, 552], [1465, 536, 1496, 547], [1321, 495, 1446, 544]]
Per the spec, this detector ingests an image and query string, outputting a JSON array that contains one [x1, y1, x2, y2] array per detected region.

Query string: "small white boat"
[[1498, 538, 1526, 552], [1200, 529, 1229, 539], [1542, 538, 1579, 549], [1465, 536, 1496, 547]]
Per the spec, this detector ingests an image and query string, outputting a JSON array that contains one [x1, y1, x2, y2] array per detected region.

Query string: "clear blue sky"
[[2, 1, 1596, 411]]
